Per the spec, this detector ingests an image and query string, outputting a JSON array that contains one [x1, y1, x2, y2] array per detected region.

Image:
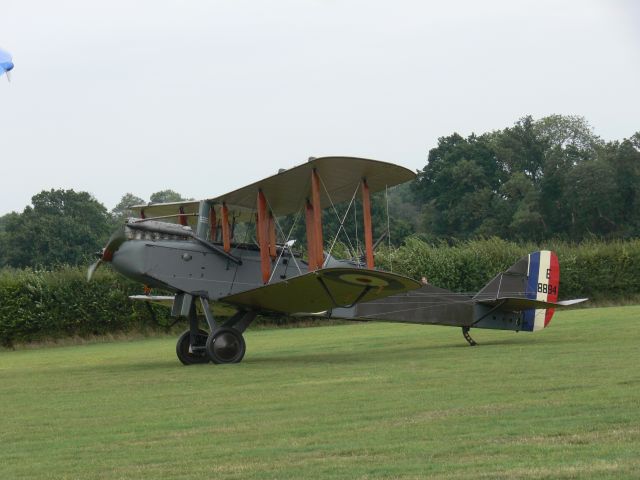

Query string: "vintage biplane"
[[89, 156, 587, 364]]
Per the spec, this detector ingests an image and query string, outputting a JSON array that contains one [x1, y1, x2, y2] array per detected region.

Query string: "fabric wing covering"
[[219, 267, 422, 314], [128, 157, 415, 222]]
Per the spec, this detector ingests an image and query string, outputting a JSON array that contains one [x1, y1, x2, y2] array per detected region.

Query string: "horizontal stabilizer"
[[477, 296, 589, 310], [556, 298, 590, 306]]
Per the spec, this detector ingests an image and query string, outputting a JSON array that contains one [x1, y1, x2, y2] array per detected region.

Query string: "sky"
[[1, 0, 639, 215]]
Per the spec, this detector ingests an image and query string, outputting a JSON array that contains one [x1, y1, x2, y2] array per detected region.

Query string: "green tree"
[[149, 190, 190, 204], [0, 189, 112, 268], [0, 213, 10, 232], [601, 135, 640, 236], [412, 115, 614, 242], [499, 173, 543, 240], [493, 116, 546, 182], [413, 132, 504, 239], [562, 160, 620, 239], [535, 115, 601, 236], [112, 193, 145, 220]]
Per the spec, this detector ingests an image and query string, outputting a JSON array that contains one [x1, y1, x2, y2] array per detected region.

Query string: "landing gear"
[[462, 326, 477, 346], [206, 327, 246, 364], [173, 292, 255, 365], [204, 310, 256, 364], [176, 328, 210, 365]]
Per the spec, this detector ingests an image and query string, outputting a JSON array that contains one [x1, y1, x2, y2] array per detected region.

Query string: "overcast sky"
[[1, 0, 638, 215]]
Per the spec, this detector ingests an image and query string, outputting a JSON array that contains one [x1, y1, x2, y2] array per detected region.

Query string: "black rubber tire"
[[206, 327, 246, 364], [176, 328, 210, 365]]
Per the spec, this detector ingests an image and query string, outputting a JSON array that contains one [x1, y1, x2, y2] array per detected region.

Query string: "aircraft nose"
[[110, 240, 148, 279]]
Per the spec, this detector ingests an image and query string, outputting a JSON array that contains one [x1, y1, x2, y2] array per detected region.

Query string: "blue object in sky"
[[0, 48, 14, 80]]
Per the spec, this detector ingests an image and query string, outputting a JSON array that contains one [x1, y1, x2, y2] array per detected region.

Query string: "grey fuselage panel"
[[333, 284, 475, 327], [111, 239, 310, 300], [332, 284, 529, 331]]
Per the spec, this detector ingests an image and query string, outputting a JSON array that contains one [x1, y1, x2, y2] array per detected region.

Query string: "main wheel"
[[176, 328, 210, 365], [206, 327, 246, 364]]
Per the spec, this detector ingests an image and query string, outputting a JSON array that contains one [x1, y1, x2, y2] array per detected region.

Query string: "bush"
[[0, 267, 171, 347], [376, 237, 640, 301], [550, 239, 640, 301]]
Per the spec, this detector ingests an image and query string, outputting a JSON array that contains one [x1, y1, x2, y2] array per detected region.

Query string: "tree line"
[[0, 189, 190, 268], [410, 115, 640, 242], [1, 115, 638, 269]]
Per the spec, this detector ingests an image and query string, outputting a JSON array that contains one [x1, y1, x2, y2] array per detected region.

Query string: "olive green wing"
[[219, 267, 421, 315]]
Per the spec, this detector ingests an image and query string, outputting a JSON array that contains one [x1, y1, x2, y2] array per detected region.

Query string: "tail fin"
[[474, 250, 562, 331], [523, 250, 560, 331]]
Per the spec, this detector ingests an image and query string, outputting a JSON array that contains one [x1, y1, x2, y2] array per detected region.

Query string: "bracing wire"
[[318, 177, 361, 265], [266, 205, 304, 282], [322, 184, 360, 265], [354, 193, 360, 264], [260, 174, 312, 281], [385, 184, 393, 273]]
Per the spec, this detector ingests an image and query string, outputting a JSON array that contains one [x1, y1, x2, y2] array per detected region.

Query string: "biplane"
[[89, 156, 587, 364]]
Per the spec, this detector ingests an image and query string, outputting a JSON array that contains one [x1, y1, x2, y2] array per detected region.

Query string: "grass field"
[[1, 306, 639, 479]]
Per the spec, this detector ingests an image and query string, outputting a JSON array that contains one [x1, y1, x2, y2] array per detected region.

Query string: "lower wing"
[[218, 267, 421, 314]]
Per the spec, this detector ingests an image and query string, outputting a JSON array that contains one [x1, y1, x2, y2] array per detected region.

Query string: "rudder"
[[522, 250, 559, 331]]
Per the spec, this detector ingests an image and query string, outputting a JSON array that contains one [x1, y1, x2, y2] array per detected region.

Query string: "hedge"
[[1, 238, 639, 346], [376, 237, 640, 301], [0, 268, 172, 347]]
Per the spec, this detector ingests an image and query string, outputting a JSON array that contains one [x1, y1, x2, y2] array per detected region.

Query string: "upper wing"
[[128, 157, 415, 224], [219, 267, 421, 314], [128, 200, 201, 227], [211, 156, 415, 217]]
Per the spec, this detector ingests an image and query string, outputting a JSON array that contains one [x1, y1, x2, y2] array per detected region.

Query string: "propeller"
[[87, 257, 101, 282], [87, 225, 127, 281]]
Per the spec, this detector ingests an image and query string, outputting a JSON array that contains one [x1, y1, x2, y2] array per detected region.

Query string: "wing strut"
[[257, 190, 271, 284], [268, 212, 277, 259], [316, 276, 373, 309], [209, 204, 217, 241], [311, 169, 324, 269], [305, 200, 317, 270], [221, 203, 231, 253], [361, 179, 374, 269], [178, 206, 188, 226]]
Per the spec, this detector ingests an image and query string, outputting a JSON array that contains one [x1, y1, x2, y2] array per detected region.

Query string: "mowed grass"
[[1, 307, 639, 479]]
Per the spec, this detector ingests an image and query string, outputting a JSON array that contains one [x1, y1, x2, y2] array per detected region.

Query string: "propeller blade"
[[87, 224, 127, 282], [102, 224, 127, 261], [87, 259, 102, 282]]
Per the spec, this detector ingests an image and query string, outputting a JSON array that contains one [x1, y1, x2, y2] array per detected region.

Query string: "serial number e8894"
[[537, 283, 557, 295]]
